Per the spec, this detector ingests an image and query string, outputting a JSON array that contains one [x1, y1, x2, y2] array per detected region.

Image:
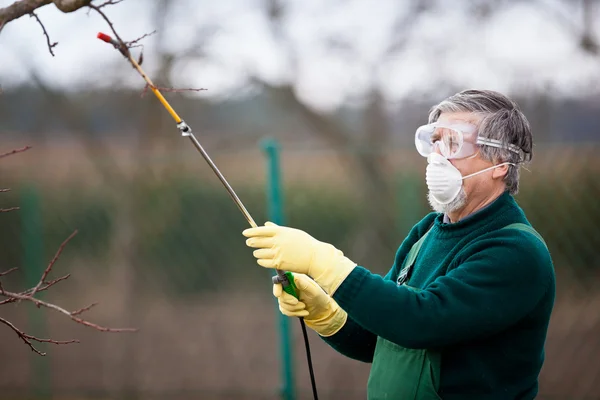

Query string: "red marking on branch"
[[97, 31, 114, 44], [90, 6, 129, 59]]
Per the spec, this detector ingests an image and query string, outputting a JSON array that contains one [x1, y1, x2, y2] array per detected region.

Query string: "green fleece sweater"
[[323, 191, 555, 399]]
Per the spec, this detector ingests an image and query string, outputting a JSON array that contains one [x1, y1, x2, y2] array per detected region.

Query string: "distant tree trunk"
[[353, 89, 397, 267]]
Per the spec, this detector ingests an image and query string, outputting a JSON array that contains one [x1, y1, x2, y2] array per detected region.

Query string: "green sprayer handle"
[[282, 271, 299, 299], [273, 271, 299, 299]]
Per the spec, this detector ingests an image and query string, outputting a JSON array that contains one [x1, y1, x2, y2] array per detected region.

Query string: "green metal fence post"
[[261, 138, 296, 400], [21, 184, 51, 399]]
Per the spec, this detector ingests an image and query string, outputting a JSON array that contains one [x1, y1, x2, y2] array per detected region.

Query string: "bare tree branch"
[[53, 0, 94, 13], [1, 288, 137, 333], [141, 83, 208, 97], [0, 0, 96, 28], [71, 302, 99, 316], [94, 0, 123, 8], [0, 316, 79, 356], [0, 149, 137, 354], [0, 145, 32, 159], [0, 147, 30, 215], [0, 0, 52, 27], [0, 267, 18, 277], [125, 29, 156, 48], [36, 273, 71, 291], [0, 228, 137, 334], [29, 230, 78, 298], [30, 10, 57, 56], [0, 230, 138, 355], [0, 272, 70, 306], [0, 0, 119, 56]]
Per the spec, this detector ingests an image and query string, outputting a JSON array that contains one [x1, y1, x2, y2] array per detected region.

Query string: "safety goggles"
[[414, 121, 524, 160]]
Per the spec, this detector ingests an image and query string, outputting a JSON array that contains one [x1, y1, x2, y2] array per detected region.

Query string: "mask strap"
[[462, 162, 515, 181]]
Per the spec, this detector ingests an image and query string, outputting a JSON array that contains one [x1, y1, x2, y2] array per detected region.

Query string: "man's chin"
[[427, 189, 467, 215]]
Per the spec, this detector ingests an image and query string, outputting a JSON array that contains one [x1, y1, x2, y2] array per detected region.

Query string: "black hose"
[[299, 318, 319, 400]]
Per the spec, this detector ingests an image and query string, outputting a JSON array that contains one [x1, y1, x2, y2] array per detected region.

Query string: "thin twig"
[[125, 30, 156, 47], [1, 290, 137, 332], [71, 302, 98, 316], [0, 188, 11, 192], [0, 316, 79, 356], [96, 0, 124, 8], [30, 11, 57, 56], [36, 274, 71, 291], [0, 281, 11, 306], [0, 273, 71, 307], [141, 83, 208, 98], [28, 230, 78, 298], [0, 267, 18, 277], [0, 145, 32, 159], [0, 207, 19, 212]]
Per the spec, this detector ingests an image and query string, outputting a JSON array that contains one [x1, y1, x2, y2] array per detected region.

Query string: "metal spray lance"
[[95, 32, 298, 297]]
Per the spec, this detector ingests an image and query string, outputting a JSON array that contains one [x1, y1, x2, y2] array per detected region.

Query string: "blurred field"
[[1, 137, 599, 399]]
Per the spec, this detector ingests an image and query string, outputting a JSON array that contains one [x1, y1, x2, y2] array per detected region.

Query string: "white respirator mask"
[[426, 152, 514, 204]]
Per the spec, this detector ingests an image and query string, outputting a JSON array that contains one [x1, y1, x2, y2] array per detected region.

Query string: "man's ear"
[[492, 163, 510, 180]]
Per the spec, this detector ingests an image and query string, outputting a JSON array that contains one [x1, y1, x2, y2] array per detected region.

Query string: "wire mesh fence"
[[0, 139, 599, 399]]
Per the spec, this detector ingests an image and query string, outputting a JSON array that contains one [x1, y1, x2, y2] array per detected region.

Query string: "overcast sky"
[[1, 0, 599, 111]]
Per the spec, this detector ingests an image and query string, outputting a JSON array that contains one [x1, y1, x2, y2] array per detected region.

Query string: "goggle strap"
[[476, 138, 524, 157]]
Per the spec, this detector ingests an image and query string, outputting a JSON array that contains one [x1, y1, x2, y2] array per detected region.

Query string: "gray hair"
[[427, 89, 533, 195]]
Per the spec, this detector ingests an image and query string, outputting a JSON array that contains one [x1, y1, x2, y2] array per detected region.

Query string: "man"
[[243, 89, 555, 399]]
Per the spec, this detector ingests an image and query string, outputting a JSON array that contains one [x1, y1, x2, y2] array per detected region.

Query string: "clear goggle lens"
[[415, 124, 473, 159]]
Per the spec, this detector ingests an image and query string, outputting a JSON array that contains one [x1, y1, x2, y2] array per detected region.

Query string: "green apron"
[[366, 222, 547, 400]]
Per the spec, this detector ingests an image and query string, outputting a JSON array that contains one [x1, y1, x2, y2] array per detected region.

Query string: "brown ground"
[[0, 267, 598, 400]]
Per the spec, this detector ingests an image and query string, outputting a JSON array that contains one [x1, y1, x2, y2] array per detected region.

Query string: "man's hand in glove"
[[243, 222, 357, 295], [274, 273, 347, 337]]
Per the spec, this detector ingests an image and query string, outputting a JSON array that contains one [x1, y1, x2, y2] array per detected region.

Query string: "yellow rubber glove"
[[274, 273, 347, 337], [243, 222, 357, 295]]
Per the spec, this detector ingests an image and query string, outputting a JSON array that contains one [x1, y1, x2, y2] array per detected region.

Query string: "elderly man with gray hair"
[[244, 89, 555, 399]]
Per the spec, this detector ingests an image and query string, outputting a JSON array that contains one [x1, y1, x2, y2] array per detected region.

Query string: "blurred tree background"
[[1, 0, 600, 399]]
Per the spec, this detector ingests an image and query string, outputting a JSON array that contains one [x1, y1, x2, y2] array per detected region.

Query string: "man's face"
[[429, 112, 507, 213]]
